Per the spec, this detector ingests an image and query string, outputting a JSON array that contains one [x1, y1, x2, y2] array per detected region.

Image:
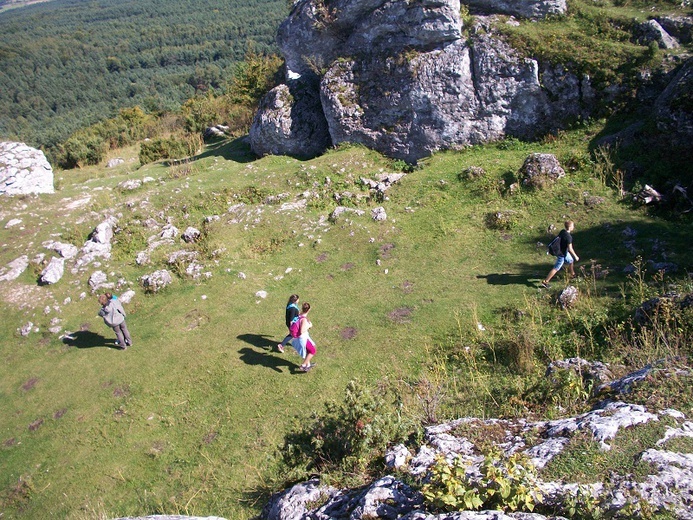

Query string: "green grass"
[[1, 121, 692, 518]]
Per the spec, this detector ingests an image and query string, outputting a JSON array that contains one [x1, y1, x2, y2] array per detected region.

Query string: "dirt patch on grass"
[[402, 280, 414, 293], [380, 243, 395, 259], [3, 437, 17, 447], [53, 408, 67, 419], [341, 262, 355, 271], [316, 252, 328, 263], [113, 385, 130, 398], [388, 307, 414, 323], [203, 431, 218, 444], [340, 327, 358, 340], [28, 418, 43, 431], [21, 377, 39, 391], [0, 281, 45, 310], [184, 309, 210, 331]]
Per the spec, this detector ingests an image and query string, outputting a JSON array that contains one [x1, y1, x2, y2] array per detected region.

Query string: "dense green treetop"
[[0, 0, 287, 149]]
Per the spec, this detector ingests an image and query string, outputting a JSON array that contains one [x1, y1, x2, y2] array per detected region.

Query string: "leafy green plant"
[[422, 448, 542, 513]]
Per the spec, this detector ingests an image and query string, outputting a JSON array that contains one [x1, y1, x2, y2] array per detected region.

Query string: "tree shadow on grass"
[[62, 330, 119, 349], [194, 137, 256, 163]]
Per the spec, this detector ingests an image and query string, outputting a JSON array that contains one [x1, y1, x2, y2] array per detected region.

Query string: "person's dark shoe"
[[541, 281, 550, 289]]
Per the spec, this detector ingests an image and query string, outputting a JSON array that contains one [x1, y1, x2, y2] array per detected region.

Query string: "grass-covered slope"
[[0, 124, 691, 518]]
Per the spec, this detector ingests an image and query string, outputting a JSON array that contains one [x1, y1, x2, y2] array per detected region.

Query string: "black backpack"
[[547, 235, 562, 256]]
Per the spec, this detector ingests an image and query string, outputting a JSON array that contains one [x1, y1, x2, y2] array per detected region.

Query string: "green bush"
[[280, 380, 412, 483], [139, 135, 198, 164], [422, 448, 542, 513]]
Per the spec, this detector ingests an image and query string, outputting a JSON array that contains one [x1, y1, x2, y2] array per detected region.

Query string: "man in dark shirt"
[[542, 220, 579, 288]]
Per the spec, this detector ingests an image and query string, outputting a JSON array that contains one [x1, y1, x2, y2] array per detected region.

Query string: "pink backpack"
[[289, 316, 303, 338]]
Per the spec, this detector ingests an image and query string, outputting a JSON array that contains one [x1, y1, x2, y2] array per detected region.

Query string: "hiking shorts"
[[553, 252, 574, 271]]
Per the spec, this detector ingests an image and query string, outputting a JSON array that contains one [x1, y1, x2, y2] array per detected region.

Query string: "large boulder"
[[251, 0, 597, 162], [0, 142, 54, 196]]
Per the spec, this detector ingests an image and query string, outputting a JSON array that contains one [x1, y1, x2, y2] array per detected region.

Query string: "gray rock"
[[329, 206, 366, 222], [0, 141, 54, 195], [106, 158, 125, 168], [636, 19, 679, 49], [519, 153, 565, 189], [118, 179, 142, 190], [0, 255, 29, 282], [43, 240, 79, 259], [19, 321, 33, 336], [140, 270, 173, 293], [40, 257, 65, 285], [655, 58, 693, 149], [655, 15, 693, 44], [5, 218, 22, 228], [181, 227, 201, 243], [371, 207, 387, 221], [465, 0, 567, 19], [251, 1, 602, 162], [88, 270, 109, 291], [249, 80, 331, 159], [159, 224, 179, 240], [119, 290, 136, 304]]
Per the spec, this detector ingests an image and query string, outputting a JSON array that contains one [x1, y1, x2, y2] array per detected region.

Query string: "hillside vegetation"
[[1, 0, 692, 518], [1, 123, 692, 518], [0, 0, 286, 150]]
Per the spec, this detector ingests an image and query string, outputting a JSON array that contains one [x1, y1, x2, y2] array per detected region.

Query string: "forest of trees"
[[0, 0, 287, 151]]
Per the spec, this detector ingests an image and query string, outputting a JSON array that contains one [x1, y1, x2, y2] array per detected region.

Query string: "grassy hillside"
[[1, 121, 691, 518], [0, 0, 286, 150]]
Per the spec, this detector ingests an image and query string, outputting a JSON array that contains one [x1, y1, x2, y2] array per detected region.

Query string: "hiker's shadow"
[[237, 334, 302, 374], [237, 333, 276, 350], [238, 347, 302, 374], [62, 330, 119, 349], [476, 273, 536, 287]]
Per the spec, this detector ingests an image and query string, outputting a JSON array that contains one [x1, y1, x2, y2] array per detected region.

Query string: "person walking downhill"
[[292, 302, 317, 372], [277, 294, 300, 353], [542, 220, 579, 288], [98, 293, 133, 349]]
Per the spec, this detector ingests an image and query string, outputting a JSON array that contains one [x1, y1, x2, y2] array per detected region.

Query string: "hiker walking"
[[292, 302, 317, 372], [542, 220, 579, 288], [98, 293, 133, 349], [277, 294, 300, 353]]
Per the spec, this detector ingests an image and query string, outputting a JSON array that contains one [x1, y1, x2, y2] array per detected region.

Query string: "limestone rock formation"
[[465, 0, 566, 19], [250, 0, 598, 162], [261, 364, 693, 519], [0, 141, 54, 195]]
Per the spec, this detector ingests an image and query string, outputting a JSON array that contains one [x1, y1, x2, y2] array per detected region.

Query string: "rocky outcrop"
[[0, 142, 54, 195], [465, 0, 566, 18], [251, 0, 600, 162], [261, 364, 693, 520]]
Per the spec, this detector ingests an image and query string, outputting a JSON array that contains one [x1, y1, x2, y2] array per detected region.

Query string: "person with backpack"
[[98, 293, 132, 349], [291, 302, 317, 372], [542, 220, 579, 289], [277, 294, 300, 353]]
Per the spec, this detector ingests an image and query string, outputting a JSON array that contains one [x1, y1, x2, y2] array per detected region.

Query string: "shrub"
[[422, 448, 542, 513], [280, 380, 412, 483], [139, 135, 199, 164]]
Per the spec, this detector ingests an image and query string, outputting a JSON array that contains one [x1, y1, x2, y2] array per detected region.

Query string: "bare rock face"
[[655, 57, 693, 149], [465, 0, 567, 19], [251, 0, 596, 162], [0, 142, 54, 195]]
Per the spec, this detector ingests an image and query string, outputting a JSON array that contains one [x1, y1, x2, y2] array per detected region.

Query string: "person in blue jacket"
[[277, 294, 299, 353]]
